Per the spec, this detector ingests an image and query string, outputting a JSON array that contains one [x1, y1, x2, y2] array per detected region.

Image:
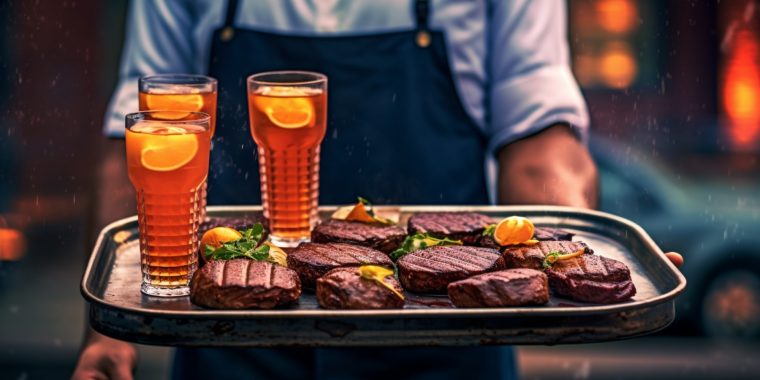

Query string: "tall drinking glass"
[[139, 74, 217, 221], [125, 111, 211, 297], [247, 71, 327, 247]]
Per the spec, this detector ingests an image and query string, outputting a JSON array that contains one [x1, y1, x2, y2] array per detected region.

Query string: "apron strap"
[[220, 0, 239, 42], [414, 0, 431, 48]]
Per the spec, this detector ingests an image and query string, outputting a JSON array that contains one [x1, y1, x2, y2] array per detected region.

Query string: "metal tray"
[[81, 206, 686, 347]]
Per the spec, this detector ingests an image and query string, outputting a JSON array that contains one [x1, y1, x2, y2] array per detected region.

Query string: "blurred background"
[[0, 0, 759, 379]]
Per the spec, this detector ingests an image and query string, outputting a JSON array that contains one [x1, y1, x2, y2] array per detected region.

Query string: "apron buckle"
[[416, 30, 430, 48], [220, 26, 235, 42]]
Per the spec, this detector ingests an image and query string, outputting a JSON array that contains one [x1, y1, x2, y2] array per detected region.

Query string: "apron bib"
[[175, 1, 513, 379], [206, 0, 488, 206]]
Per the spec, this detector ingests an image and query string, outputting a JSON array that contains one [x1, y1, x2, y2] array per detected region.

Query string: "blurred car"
[[590, 136, 760, 339]]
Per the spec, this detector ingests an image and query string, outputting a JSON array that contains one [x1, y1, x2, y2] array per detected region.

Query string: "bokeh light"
[[599, 42, 638, 89], [722, 29, 760, 149], [596, 0, 638, 34]]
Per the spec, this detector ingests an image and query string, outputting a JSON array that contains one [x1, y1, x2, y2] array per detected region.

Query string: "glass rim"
[[125, 111, 211, 133], [139, 74, 218, 90], [247, 70, 327, 86]]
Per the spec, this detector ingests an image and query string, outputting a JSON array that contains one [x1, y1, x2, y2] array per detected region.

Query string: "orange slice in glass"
[[256, 87, 314, 129], [140, 128, 199, 171], [493, 216, 535, 246], [145, 93, 204, 120]]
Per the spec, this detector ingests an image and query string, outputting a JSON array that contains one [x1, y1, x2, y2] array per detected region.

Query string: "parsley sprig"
[[390, 232, 462, 260], [204, 223, 270, 261], [482, 224, 496, 236]]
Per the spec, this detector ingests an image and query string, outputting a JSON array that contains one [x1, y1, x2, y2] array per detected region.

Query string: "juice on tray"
[[248, 72, 327, 247], [125, 111, 211, 297]]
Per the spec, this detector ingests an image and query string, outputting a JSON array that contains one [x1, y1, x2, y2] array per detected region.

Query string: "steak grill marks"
[[311, 219, 406, 253], [400, 246, 501, 272]]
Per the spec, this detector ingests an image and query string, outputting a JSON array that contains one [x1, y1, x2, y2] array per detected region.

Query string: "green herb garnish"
[[390, 233, 463, 260], [541, 249, 584, 270], [482, 224, 496, 236], [542, 251, 563, 270], [204, 223, 270, 261]]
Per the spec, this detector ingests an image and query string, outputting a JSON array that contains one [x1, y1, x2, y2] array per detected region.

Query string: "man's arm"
[[497, 124, 597, 208], [497, 124, 684, 267], [73, 140, 138, 380]]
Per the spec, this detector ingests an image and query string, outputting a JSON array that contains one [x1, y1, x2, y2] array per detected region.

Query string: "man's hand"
[[72, 332, 137, 380], [497, 124, 683, 268]]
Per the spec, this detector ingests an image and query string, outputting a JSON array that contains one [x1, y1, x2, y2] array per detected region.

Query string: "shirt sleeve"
[[487, 0, 589, 155], [102, 0, 198, 138]]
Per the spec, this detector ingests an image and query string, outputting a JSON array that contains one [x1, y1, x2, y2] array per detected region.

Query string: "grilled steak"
[[287, 243, 394, 288], [311, 219, 406, 253], [397, 246, 505, 293], [190, 259, 300, 309], [316, 267, 404, 309], [447, 269, 549, 307], [478, 227, 575, 250], [534, 227, 574, 241], [407, 212, 495, 244], [546, 254, 636, 304], [502, 241, 592, 270]]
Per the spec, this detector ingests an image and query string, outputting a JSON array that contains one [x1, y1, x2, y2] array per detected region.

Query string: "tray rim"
[[81, 205, 687, 319]]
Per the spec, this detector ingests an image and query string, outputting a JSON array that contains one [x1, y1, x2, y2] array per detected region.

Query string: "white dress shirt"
[[105, 0, 588, 159]]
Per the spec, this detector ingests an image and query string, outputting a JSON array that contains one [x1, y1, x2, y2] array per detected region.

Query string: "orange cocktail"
[[125, 111, 211, 297], [139, 74, 217, 221], [247, 71, 327, 247]]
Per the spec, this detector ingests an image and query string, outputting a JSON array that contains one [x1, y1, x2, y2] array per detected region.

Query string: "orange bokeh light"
[[723, 30, 760, 149], [596, 0, 638, 34], [599, 43, 638, 89]]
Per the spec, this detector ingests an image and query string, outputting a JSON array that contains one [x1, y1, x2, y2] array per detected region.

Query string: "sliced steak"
[[316, 267, 404, 309], [311, 219, 406, 253], [546, 254, 636, 304], [287, 243, 394, 288], [407, 212, 495, 244], [502, 241, 592, 270], [190, 259, 300, 309], [447, 269, 549, 307], [397, 246, 505, 293]]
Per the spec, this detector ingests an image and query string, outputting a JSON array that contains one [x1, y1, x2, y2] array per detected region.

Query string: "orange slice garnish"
[[346, 202, 377, 223], [139, 127, 199, 171], [255, 87, 315, 129], [145, 93, 204, 120], [201, 227, 243, 250], [493, 216, 536, 246]]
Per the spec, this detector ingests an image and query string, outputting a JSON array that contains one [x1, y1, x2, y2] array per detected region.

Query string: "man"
[[74, 1, 682, 379]]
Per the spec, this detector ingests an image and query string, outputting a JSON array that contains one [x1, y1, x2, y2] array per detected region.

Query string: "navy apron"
[[175, 0, 515, 379], [205, 0, 489, 205]]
